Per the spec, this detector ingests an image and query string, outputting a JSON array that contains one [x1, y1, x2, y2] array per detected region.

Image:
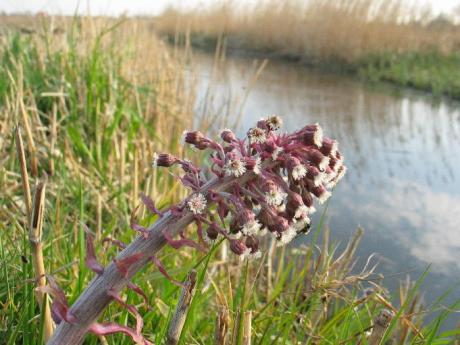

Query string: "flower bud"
[[206, 223, 220, 240], [245, 236, 259, 253], [305, 165, 324, 186], [244, 156, 261, 174], [320, 138, 338, 156], [220, 128, 237, 143], [268, 216, 290, 234], [230, 239, 247, 255], [303, 124, 323, 147], [307, 150, 330, 171], [311, 185, 331, 204], [287, 156, 307, 180], [224, 153, 247, 177], [286, 192, 304, 219], [152, 153, 178, 167], [257, 206, 277, 227], [301, 190, 313, 208]]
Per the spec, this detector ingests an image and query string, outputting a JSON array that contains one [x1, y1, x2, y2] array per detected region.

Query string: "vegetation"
[[0, 16, 459, 345], [155, 0, 460, 99]]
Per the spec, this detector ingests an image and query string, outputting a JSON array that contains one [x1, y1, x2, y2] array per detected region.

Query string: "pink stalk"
[[48, 117, 346, 344], [47, 174, 252, 345]]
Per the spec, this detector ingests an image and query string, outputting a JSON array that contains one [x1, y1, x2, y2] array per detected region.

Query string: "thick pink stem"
[[47, 174, 251, 345]]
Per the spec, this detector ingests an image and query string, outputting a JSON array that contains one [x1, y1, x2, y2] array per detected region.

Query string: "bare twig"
[[215, 307, 229, 345], [15, 126, 32, 217], [18, 75, 38, 176], [242, 311, 252, 345], [30, 180, 55, 341], [166, 270, 197, 345]]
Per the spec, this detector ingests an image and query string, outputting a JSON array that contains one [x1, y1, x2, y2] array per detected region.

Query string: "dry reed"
[[155, 0, 460, 62]]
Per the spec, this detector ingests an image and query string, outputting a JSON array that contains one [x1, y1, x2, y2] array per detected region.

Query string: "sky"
[[1, 0, 459, 17]]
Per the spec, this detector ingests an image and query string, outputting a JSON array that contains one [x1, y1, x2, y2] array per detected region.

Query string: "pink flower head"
[[155, 116, 345, 256]]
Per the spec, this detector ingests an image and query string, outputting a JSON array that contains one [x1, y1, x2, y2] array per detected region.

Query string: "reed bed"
[[155, 0, 460, 98], [0, 15, 459, 345]]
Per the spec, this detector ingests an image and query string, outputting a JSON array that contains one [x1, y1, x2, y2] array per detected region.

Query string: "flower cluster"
[[44, 116, 346, 345], [153, 116, 346, 260]]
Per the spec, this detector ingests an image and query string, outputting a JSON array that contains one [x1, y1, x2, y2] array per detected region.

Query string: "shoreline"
[[162, 32, 460, 102]]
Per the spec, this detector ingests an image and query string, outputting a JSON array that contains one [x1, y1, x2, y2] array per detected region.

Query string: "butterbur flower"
[[277, 226, 297, 246], [241, 219, 261, 236], [248, 127, 267, 144], [287, 157, 307, 180], [266, 115, 283, 131], [187, 193, 207, 214], [264, 183, 287, 206], [224, 155, 246, 177]]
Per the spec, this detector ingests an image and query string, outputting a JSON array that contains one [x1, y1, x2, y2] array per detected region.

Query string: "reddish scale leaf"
[[102, 237, 127, 249], [149, 255, 183, 287], [131, 221, 149, 239], [114, 253, 144, 278], [127, 282, 151, 310], [85, 232, 104, 275], [88, 322, 153, 345], [37, 277, 77, 324], [140, 193, 163, 217], [163, 230, 206, 252], [130, 206, 149, 239], [108, 289, 144, 336]]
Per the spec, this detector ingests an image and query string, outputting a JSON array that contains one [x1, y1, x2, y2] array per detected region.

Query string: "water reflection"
[[192, 52, 460, 327]]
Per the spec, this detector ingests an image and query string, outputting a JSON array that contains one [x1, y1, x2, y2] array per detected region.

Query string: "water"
[[193, 53, 460, 328]]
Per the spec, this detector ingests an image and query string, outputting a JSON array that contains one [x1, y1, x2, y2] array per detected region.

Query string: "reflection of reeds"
[[156, 0, 460, 62]]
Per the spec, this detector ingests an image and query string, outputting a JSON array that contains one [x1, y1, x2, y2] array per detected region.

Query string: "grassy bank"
[[1, 17, 459, 344], [155, 0, 460, 99]]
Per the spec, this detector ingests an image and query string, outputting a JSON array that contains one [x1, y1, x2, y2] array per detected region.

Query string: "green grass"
[[163, 31, 460, 100], [356, 51, 460, 99], [0, 17, 459, 345]]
